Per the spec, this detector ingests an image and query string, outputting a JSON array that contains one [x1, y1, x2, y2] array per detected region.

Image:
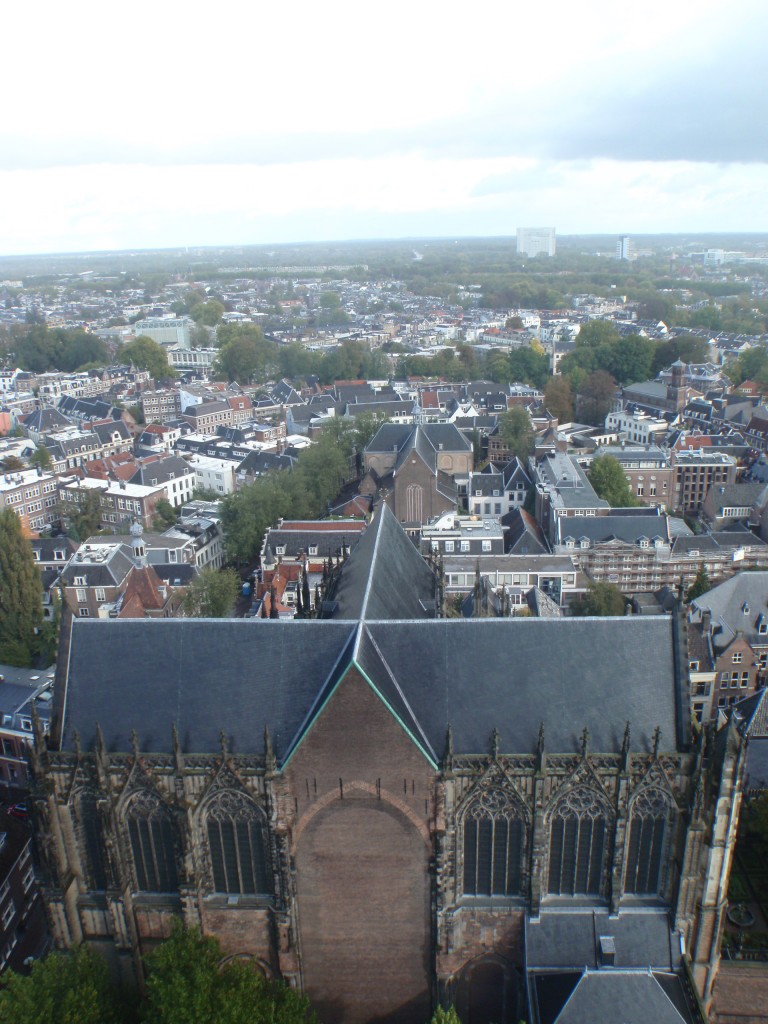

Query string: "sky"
[[1, 0, 765, 255]]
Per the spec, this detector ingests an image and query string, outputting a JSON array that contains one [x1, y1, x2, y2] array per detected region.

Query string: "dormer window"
[[74, 576, 86, 586], [639, 539, 649, 549], [580, 539, 589, 549], [308, 546, 318, 556]]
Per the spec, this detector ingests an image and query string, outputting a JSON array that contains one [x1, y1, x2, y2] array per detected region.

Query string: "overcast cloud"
[[1, 0, 765, 254]]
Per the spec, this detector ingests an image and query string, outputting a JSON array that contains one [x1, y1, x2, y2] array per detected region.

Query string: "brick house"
[[0, 467, 58, 532], [689, 572, 768, 717], [0, 811, 48, 972]]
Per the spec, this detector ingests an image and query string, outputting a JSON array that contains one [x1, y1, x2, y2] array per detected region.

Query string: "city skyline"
[[1, 0, 766, 256]]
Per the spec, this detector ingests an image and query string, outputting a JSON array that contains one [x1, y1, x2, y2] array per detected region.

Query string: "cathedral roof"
[[54, 615, 683, 766], [52, 505, 687, 766]]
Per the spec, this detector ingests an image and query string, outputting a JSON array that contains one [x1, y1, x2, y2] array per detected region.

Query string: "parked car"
[[8, 802, 28, 820]]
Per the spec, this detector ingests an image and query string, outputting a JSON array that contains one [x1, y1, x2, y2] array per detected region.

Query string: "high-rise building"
[[616, 235, 635, 261], [516, 227, 556, 257]]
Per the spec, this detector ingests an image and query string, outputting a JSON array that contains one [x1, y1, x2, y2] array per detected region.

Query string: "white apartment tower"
[[617, 235, 635, 260], [516, 227, 556, 257]]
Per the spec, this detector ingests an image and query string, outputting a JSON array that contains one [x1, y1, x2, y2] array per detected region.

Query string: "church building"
[[30, 505, 745, 1023]]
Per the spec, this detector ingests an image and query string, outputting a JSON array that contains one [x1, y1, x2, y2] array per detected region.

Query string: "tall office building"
[[616, 235, 635, 260], [516, 227, 556, 257]]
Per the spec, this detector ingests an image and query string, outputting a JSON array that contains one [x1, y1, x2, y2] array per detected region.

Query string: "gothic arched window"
[[548, 786, 609, 897], [624, 788, 673, 896], [406, 483, 423, 524], [77, 790, 108, 891], [125, 791, 179, 894], [462, 788, 526, 897], [205, 792, 271, 896]]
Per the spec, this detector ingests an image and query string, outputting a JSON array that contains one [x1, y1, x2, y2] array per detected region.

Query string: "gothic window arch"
[[205, 791, 272, 896], [624, 787, 674, 896], [462, 788, 526, 897], [406, 483, 423, 524], [76, 789, 108, 891], [124, 790, 179, 894], [547, 786, 610, 897]]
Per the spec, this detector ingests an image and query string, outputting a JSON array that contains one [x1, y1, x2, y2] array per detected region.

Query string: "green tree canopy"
[[189, 299, 225, 327], [153, 498, 177, 530], [428, 1007, 462, 1024], [0, 945, 125, 1024], [215, 324, 278, 384], [0, 507, 43, 666], [65, 488, 104, 542], [686, 567, 711, 602], [30, 444, 53, 470], [222, 421, 356, 564], [576, 370, 617, 426], [143, 923, 316, 1024], [588, 454, 640, 507], [182, 567, 240, 618], [497, 406, 535, 459], [571, 580, 626, 617], [544, 376, 574, 422], [121, 335, 174, 381]]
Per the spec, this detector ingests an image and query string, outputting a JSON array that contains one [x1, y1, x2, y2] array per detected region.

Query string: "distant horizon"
[[2, 230, 768, 266]]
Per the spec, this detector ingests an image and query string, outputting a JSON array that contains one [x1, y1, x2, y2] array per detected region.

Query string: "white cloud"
[[1, 0, 766, 251]]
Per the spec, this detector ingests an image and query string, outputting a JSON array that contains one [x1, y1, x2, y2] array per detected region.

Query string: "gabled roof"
[[548, 971, 691, 1024], [326, 504, 436, 621], [55, 614, 682, 765]]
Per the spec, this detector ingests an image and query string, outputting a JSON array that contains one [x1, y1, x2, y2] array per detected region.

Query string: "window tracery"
[[125, 790, 179, 894], [624, 787, 673, 895], [462, 787, 526, 897], [205, 790, 271, 896], [547, 786, 609, 896]]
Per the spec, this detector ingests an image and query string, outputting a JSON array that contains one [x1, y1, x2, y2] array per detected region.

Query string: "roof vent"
[[598, 935, 616, 967]]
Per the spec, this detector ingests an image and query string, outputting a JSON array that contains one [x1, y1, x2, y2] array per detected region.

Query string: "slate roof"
[[92, 420, 131, 444], [54, 508, 686, 767], [526, 909, 678, 970], [691, 571, 768, 646], [557, 513, 670, 546], [505, 508, 549, 555], [22, 407, 73, 432], [55, 614, 682, 763], [56, 620, 357, 756], [545, 971, 692, 1024], [326, 504, 436, 621]]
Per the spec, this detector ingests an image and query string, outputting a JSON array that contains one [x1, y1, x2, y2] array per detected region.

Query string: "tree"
[[428, 1008, 462, 1024], [0, 507, 42, 666], [544, 376, 574, 422], [121, 335, 174, 381], [182, 567, 240, 618], [216, 325, 277, 384], [686, 567, 711, 602], [29, 444, 52, 471], [577, 370, 617, 426], [153, 498, 177, 530], [190, 300, 225, 327], [1, 454, 25, 471], [66, 488, 104, 541], [143, 923, 317, 1024], [588, 455, 640, 508], [497, 406, 534, 459], [571, 581, 626, 617], [0, 945, 126, 1024]]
